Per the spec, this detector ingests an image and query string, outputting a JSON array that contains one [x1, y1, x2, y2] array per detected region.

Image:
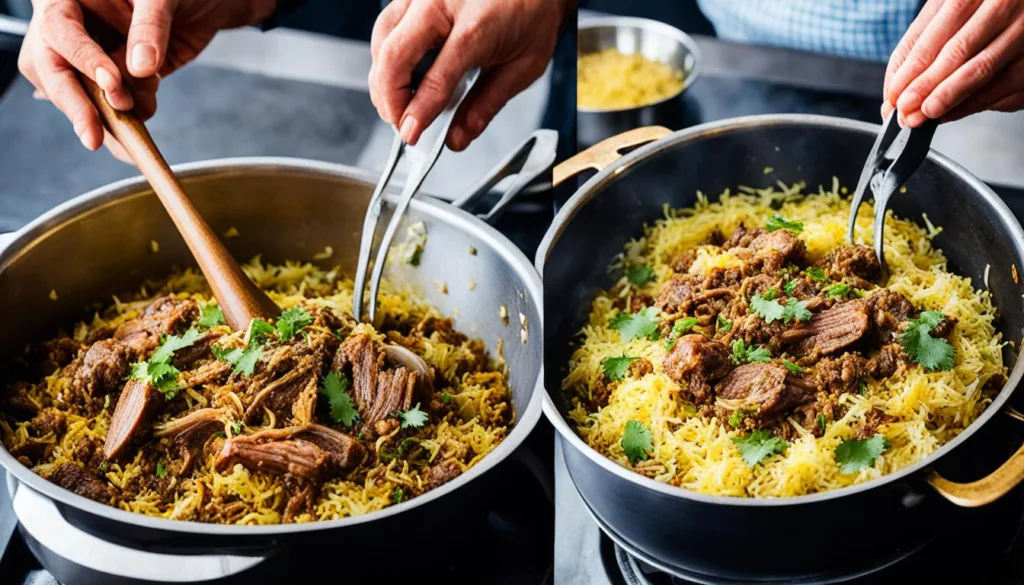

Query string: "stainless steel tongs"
[[847, 109, 938, 283], [352, 63, 481, 324]]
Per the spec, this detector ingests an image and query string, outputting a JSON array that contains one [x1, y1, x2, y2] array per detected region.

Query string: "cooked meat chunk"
[[244, 364, 318, 424], [663, 335, 732, 403], [215, 438, 331, 481], [867, 345, 902, 378], [785, 300, 870, 360], [742, 273, 784, 299], [629, 293, 654, 313], [724, 314, 790, 354], [28, 409, 65, 437], [815, 353, 867, 396], [38, 337, 83, 374], [73, 437, 105, 471], [11, 440, 49, 463], [282, 478, 316, 523], [628, 358, 654, 379], [427, 460, 462, 488], [154, 408, 225, 471], [4, 382, 40, 418], [655, 274, 702, 314], [104, 379, 162, 460], [171, 333, 219, 370], [715, 363, 815, 421], [671, 249, 698, 273], [749, 230, 806, 263], [336, 334, 417, 423], [74, 340, 128, 397], [931, 316, 957, 339], [228, 425, 364, 470], [655, 274, 737, 324], [705, 229, 725, 246], [824, 245, 881, 282], [855, 409, 894, 439], [725, 224, 762, 249], [113, 296, 197, 359], [48, 463, 115, 504], [864, 290, 915, 344]]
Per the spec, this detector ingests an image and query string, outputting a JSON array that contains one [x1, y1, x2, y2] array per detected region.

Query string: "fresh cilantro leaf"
[[357, 431, 365, 441], [824, 283, 853, 298], [750, 291, 785, 323], [441, 392, 452, 404], [627, 265, 657, 286], [733, 430, 789, 467], [602, 355, 638, 381], [621, 420, 653, 464], [728, 410, 744, 427], [212, 345, 242, 364], [858, 379, 868, 395], [276, 307, 313, 341], [398, 403, 429, 429], [665, 317, 699, 350], [393, 487, 404, 504], [198, 305, 225, 329], [229, 420, 243, 436], [817, 413, 827, 431], [151, 328, 201, 363], [784, 279, 797, 295], [783, 298, 813, 322], [765, 215, 804, 233], [155, 459, 167, 478], [397, 437, 418, 456], [233, 346, 263, 376], [901, 311, 956, 372], [147, 361, 183, 399], [319, 372, 359, 427], [609, 307, 661, 342], [248, 319, 275, 344], [804, 267, 828, 282], [717, 315, 733, 332], [835, 434, 889, 474], [731, 339, 772, 365], [782, 360, 803, 375]]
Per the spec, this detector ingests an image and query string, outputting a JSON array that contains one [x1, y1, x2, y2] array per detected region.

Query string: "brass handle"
[[552, 126, 673, 187]]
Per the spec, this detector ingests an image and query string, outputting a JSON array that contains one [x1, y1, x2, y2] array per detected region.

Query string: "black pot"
[[539, 115, 1024, 581]]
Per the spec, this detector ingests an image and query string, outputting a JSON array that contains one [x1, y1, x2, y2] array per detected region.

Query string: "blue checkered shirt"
[[696, 0, 923, 62]]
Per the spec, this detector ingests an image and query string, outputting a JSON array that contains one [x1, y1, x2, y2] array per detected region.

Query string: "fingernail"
[[897, 113, 907, 128], [880, 101, 893, 119], [32, 90, 46, 100], [400, 115, 419, 144], [131, 43, 158, 73], [905, 111, 926, 128], [95, 67, 116, 91], [896, 91, 918, 114], [448, 126, 466, 150], [920, 98, 938, 119]]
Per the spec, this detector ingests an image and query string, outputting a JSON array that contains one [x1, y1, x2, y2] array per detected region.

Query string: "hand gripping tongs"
[[847, 109, 938, 284], [352, 63, 481, 324]]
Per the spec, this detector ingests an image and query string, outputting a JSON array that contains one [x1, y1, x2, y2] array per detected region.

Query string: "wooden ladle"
[[80, 76, 280, 330]]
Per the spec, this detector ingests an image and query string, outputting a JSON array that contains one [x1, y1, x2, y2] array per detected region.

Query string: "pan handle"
[[551, 126, 673, 187], [926, 407, 1024, 507]]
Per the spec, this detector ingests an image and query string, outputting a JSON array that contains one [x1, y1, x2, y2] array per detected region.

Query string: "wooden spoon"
[[80, 76, 280, 330]]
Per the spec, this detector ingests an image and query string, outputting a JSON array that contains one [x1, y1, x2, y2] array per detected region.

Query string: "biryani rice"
[[563, 180, 1005, 498]]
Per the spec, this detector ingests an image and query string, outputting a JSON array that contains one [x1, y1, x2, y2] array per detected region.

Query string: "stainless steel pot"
[[541, 115, 1024, 581], [577, 16, 702, 148], [0, 152, 546, 581]]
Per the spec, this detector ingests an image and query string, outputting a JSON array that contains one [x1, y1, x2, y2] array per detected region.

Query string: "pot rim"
[[0, 156, 545, 534], [576, 16, 703, 114], [537, 113, 1024, 507]]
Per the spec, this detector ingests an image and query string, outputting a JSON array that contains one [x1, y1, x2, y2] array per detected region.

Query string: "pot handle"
[[450, 128, 558, 224], [551, 126, 673, 187], [926, 407, 1024, 507]]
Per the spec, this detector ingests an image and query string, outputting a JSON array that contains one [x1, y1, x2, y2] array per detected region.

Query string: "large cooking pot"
[[0, 143, 548, 582], [540, 115, 1024, 581]]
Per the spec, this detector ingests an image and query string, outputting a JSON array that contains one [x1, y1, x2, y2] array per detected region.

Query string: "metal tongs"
[[352, 61, 481, 323], [847, 109, 938, 283]]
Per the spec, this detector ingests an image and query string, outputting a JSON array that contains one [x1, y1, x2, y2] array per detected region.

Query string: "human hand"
[[883, 0, 1024, 127], [369, 0, 568, 151], [18, 0, 276, 160]]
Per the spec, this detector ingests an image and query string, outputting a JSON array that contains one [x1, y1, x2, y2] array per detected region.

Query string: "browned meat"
[[306, 305, 356, 337], [154, 408, 225, 472], [655, 273, 737, 323], [749, 230, 806, 263], [73, 340, 128, 397], [4, 382, 40, 418], [215, 438, 331, 481], [723, 314, 790, 354], [180, 360, 232, 388], [705, 229, 725, 246], [742, 273, 784, 299], [867, 345, 902, 378], [629, 293, 654, 313], [38, 337, 83, 374], [725, 224, 763, 249], [590, 379, 611, 409], [786, 300, 870, 360], [427, 460, 462, 488], [412, 315, 469, 347], [10, 440, 49, 463], [28, 409, 65, 437], [228, 425, 364, 470], [628, 358, 654, 379], [73, 437, 105, 470], [104, 379, 162, 460], [783, 273, 824, 300], [244, 365, 317, 424], [655, 273, 702, 314], [113, 297, 197, 359], [663, 335, 732, 404], [931, 316, 957, 339], [815, 353, 867, 396], [824, 245, 881, 282], [48, 463, 115, 503], [282, 478, 316, 523], [864, 290, 915, 344], [337, 334, 417, 423], [716, 363, 816, 421], [171, 333, 220, 370], [671, 249, 698, 273], [855, 409, 894, 439]]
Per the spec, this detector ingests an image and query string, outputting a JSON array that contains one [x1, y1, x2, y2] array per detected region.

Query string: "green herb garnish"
[[901, 311, 956, 372], [627, 265, 657, 286], [804, 267, 828, 282], [198, 305, 225, 329], [609, 307, 661, 342], [717, 315, 733, 332], [276, 307, 313, 341], [622, 420, 654, 464], [319, 371, 359, 427], [602, 355, 638, 381], [835, 434, 889, 473], [733, 430, 789, 467], [398, 403, 429, 429], [782, 360, 803, 374], [765, 215, 804, 233], [731, 339, 772, 365]]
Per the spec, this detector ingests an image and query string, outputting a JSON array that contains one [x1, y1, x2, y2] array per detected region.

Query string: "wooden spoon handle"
[[80, 76, 280, 330]]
